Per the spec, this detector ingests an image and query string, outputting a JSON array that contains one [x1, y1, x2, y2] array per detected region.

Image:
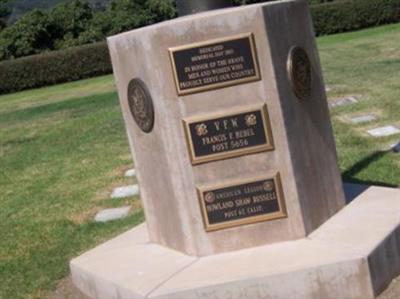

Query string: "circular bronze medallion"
[[127, 78, 154, 133], [287, 46, 312, 100]]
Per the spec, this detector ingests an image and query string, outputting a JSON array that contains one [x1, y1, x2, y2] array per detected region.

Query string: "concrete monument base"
[[70, 185, 400, 299]]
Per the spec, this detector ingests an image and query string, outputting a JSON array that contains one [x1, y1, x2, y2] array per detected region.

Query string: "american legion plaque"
[[107, 0, 345, 257]]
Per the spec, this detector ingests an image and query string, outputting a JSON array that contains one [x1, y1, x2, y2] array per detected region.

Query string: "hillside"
[[5, 0, 110, 23]]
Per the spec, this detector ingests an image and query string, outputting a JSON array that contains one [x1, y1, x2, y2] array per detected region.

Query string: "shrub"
[[311, 0, 400, 36], [0, 41, 111, 94], [308, 0, 334, 5]]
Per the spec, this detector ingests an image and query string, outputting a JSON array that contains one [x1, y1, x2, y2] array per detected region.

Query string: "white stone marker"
[[392, 142, 400, 153], [124, 168, 136, 177], [94, 206, 131, 222], [367, 125, 400, 137], [349, 114, 377, 124], [329, 95, 358, 108], [111, 185, 139, 199]]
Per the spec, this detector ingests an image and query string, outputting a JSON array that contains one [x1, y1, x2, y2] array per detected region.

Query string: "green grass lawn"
[[0, 76, 144, 299], [1, 23, 400, 299], [319, 23, 400, 187]]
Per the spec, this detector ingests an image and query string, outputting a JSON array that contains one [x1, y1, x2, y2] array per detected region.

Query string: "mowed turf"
[[1, 23, 400, 298], [0, 76, 144, 299], [319, 23, 400, 187]]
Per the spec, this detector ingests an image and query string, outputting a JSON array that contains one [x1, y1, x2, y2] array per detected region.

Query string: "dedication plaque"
[[183, 105, 274, 164], [169, 33, 261, 95], [198, 174, 287, 232]]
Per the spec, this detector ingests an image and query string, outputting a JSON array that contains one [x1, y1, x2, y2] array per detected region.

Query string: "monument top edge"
[[107, 0, 301, 43]]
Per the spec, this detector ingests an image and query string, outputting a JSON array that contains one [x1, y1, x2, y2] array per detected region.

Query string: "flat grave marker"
[[392, 142, 400, 153], [94, 206, 131, 222], [367, 125, 400, 137], [111, 185, 139, 199], [349, 114, 377, 124], [124, 169, 136, 177], [329, 95, 359, 108]]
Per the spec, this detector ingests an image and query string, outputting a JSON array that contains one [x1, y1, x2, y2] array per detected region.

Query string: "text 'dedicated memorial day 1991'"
[[169, 33, 261, 95], [198, 174, 287, 231]]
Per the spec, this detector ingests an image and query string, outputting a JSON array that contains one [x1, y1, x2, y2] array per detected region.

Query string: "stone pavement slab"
[[124, 169, 136, 177], [349, 114, 377, 124], [329, 95, 359, 108], [94, 206, 131, 223], [111, 185, 139, 198], [367, 126, 400, 137], [391, 142, 400, 153]]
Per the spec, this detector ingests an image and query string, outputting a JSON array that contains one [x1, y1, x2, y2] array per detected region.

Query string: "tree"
[[0, 0, 11, 30], [0, 0, 11, 18], [0, 0, 177, 60], [0, 9, 53, 60], [77, 0, 175, 43], [103, 0, 175, 35], [0, 19, 5, 31], [48, 0, 94, 49], [105, 0, 148, 34], [146, 0, 176, 24], [77, 10, 113, 44]]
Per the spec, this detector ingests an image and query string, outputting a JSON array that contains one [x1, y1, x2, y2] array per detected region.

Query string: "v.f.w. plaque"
[[198, 174, 287, 232], [183, 105, 274, 164], [169, 33, 261, 95]]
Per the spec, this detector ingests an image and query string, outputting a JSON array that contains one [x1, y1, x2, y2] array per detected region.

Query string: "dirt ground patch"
[[52, 276, 91, 299]]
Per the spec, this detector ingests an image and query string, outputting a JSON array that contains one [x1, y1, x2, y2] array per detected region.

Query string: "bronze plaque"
[[169, 33, 261, 95], [183, 105, 274, 165], [287, 46, 312, 100], [198, 174, 287, 232], [127, 78, 154, 133]]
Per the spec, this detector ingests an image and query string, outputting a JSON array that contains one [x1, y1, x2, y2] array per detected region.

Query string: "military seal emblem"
[[127, 78, 154, 133], [287, 46, 312, 100]]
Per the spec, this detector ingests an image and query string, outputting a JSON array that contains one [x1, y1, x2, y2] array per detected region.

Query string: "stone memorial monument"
[[70, 1, 400, 298]]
